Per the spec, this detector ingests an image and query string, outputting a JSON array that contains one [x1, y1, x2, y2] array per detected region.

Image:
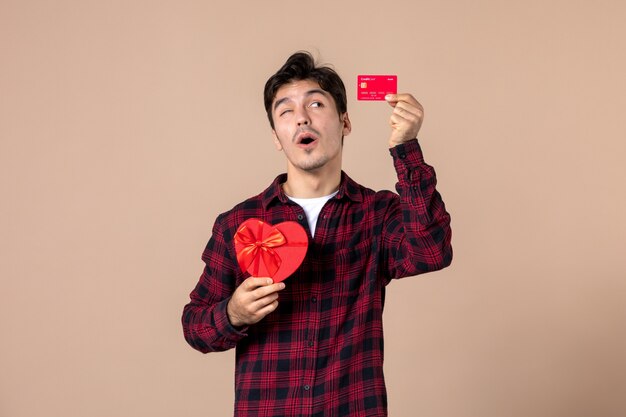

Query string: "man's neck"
[[282, 166, 341, 198]]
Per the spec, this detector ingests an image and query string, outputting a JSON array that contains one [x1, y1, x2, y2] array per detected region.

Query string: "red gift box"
[[234, 218, 308, 282]]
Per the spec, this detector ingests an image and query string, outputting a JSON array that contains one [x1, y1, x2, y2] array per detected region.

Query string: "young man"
[[182, 52, 452, 416]]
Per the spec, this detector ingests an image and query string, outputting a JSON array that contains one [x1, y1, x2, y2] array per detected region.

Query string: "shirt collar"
[[261, 171, 363, 209]]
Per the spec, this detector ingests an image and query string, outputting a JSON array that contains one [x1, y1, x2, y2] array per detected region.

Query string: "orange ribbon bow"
[[234, 221, 286, 277]]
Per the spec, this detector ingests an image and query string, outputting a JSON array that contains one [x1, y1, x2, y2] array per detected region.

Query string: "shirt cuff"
[[214, 297, 249, 340], [389, 139, 426, 182]]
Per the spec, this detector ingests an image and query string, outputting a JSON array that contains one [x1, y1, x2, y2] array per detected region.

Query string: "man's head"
[[264, 52, 347, 130], [263, 53, 352, 175]]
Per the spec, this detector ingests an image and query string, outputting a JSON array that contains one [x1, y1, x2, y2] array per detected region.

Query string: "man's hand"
[[385, 93, 424, 148], [227, 277, 285, 327]]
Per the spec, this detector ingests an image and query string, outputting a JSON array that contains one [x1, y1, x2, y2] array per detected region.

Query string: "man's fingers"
[[253, 292, 280, 310], [393, 100, 423, 117], [244, 276, 274, 291], [242, 278, 285, 306], [385, 96, 398, 108], [386, 93, 420, 106], [253, 282, 285, 299], [386, 94, 423, 118], [393, 101, 423, 122], [256, 299, 280, 317], [390, 108, 420, 126], [245, 292, 281, 323], [389, 113, 404, 127]]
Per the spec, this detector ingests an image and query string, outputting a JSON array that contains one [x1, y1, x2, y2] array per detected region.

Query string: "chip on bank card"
[[357, 75, 397, 101]]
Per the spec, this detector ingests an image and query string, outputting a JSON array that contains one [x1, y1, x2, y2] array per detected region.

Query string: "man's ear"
[[272, 130, 283, 151], [341, 112, 352, 137]]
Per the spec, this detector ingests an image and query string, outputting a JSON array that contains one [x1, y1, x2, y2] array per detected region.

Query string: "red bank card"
[[357, 75, 397, 101]]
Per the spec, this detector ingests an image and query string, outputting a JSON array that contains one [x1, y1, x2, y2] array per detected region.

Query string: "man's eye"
[[310, 102, 322, 108], [280, 109, 292, 116]]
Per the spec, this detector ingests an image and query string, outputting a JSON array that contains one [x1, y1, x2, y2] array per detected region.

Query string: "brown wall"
[[1, 1, 625, 416]]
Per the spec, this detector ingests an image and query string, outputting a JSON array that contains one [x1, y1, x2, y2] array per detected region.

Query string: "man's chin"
[[293, 157, 328, 172], [299, 162, 326, 172]]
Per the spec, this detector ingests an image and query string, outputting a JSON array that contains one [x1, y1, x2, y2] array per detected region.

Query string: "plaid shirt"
[[182, 139, 452, 416]]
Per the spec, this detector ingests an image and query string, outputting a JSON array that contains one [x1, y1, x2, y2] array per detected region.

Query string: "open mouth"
[[296, 132, 318, 147]]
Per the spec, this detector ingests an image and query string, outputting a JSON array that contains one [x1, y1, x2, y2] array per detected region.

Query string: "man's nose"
[[295, 108, 310, 126]]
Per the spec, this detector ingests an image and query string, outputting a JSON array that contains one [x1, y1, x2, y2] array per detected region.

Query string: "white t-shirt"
[[287, 191, 338, 237]]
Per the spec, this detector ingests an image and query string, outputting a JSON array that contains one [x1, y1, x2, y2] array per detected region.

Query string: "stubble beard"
[[293, 150, 328, 172]]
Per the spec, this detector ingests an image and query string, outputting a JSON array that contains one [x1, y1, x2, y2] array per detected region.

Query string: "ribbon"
[[234, 221, 286, 277]]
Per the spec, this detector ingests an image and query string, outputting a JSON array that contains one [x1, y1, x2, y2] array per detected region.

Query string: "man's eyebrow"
[[304, 88, 329, 98], [273, 89, 330, 111], [273, 97, 291, 111]]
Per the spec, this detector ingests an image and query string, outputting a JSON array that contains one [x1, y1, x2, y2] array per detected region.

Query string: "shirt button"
[[308, 341, 314, 347], [297, 214, 304, 220], [399, 153, 407, 159], [311, 297, 317, 303], [304, 385, 310, 391]]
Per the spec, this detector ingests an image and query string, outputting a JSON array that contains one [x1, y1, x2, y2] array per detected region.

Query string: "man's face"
[[271, 79, 351, 173]]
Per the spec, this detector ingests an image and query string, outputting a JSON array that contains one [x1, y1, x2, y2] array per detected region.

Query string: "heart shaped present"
[[234, 218, 308, 282]]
